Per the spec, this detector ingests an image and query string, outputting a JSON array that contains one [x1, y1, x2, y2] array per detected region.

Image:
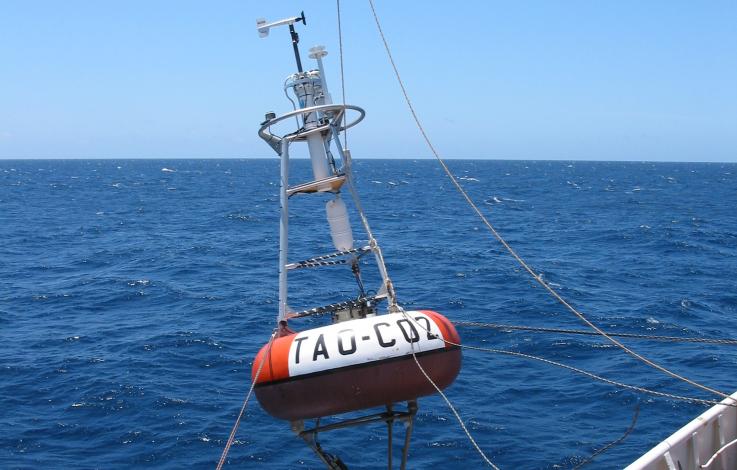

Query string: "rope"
[[488, 347, 729, 407], [453, 321, 737, 345], [406, 315, 733, 408], [701, 438, 737, 468], [215, 332, 275, 470], [366, 0, 729, 400], [572, 403, 640, 470], [336, 0, 347, 148], [401, 311, 500, 469]]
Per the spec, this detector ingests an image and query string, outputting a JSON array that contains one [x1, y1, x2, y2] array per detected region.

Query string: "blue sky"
[[1, 1, 735, 161]]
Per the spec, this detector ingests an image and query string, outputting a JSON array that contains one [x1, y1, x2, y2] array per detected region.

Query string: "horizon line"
[[0, 156, 736, 164]]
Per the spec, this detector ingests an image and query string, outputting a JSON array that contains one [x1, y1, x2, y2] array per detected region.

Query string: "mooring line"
[[215, 331, 275, 470], [366, 0, 729, 400], [453, 321, 737, 345], [405, 314, 732, 408], [401, 310, 500, 469], [336, 0, 348, 148]]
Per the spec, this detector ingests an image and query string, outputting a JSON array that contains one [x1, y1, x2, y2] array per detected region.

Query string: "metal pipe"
[[387, 405, 394, 470], [288, 24, 303, 72], [400, 401, 417, 470], [278, 139, 290, 322]]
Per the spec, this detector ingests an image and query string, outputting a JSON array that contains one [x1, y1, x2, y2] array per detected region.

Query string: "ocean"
[[2, 158, 736, 469]]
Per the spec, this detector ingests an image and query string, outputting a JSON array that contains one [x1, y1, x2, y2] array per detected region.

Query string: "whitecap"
[[161, 167, 176, 173]]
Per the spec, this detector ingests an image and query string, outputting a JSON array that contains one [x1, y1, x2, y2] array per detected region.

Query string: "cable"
[[336, 0, 348, 148], [366, 0, 729, 400], [453, 321, 737, 345], [407, 314, 732, 408], [401, 311, 500, 469], [215, 332, 275, 470]]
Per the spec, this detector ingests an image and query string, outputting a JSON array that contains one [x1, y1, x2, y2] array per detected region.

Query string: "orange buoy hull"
[[252, 310, 461, 421]]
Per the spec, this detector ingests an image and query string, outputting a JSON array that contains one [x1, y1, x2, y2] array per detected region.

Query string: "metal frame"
[[267, 103, 397, 323], [295, 401, 418, 470]]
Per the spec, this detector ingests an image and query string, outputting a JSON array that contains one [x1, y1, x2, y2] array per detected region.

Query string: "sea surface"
[[2, 159, 736, 469]]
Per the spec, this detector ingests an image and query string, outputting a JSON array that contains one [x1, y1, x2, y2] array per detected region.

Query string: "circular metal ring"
[[258, 104, 365, 141]]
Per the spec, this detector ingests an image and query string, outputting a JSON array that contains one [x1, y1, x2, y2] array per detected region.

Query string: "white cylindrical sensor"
[[326, 195, 354, 252], [307, 133, 330, 181]]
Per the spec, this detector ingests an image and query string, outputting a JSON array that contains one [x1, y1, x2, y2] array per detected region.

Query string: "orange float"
[[252, 310, 461, 421]]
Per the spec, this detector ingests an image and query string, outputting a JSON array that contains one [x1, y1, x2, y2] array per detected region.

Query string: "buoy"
[[253, 14, 463, 466], [252, 310, 461, 421]]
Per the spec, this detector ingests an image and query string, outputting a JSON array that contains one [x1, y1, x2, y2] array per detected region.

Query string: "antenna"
[[256, 12, 307, 72]]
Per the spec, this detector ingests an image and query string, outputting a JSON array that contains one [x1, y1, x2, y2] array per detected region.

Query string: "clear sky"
[[1, 1, 735, 161]]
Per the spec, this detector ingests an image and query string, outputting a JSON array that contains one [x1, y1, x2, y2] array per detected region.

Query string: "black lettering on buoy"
[[397, 319, 420, 343], [293, 336, 308, 364], [337, 329, 357, 355], [373, 322, 396, 347], [313, 334, 330, 361], [414, 316, 437, 340]]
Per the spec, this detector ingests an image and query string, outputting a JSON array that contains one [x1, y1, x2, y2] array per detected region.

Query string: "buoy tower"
[[253, 13, 462, 469]]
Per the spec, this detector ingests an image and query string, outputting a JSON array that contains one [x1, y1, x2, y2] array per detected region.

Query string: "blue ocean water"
[[1, 158, 736, 469]]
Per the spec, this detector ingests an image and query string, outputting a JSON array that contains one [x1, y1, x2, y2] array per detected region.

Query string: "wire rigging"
[[336, 0, 348, 148], [365, 0, 729, 400], [453, 321, 737, 345], [401, 311, 500, 469], [407, 315, 734, 408], [216, 332, 275, 470]]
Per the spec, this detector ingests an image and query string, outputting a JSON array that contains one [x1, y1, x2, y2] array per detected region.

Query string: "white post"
[[309, 45, 332, 105], [314, 60, 332, 104], [278, 139, 290, 322], [305, 45, 332, 182]]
